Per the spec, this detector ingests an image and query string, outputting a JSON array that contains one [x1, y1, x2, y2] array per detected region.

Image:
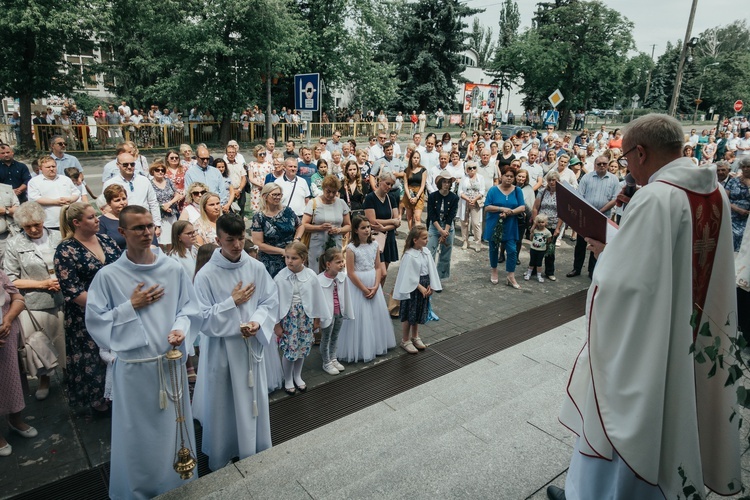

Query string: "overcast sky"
[[469, 0, 746, 59]]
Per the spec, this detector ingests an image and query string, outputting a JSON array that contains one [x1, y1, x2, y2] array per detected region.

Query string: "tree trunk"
[[19, 93, 34, 150], [265, 65, 273, 142], [219, 116, 231, 146]]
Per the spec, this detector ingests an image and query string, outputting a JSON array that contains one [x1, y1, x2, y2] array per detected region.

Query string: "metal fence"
[[11, 121, 410, 153]]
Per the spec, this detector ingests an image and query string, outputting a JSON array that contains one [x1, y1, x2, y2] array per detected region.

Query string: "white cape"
[[317, 270, 355, 328], [86, 249, 202, 500], [559, 158, 741, 498], [274, 266, 332, 323], [191, 249, 279, 471], [392, 247, 442, 300]]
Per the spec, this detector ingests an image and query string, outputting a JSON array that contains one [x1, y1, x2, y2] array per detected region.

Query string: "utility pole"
[[668, 0, 699, 117], [643, 44, 656, 103]]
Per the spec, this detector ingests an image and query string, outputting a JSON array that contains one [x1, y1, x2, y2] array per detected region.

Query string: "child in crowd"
[[192, 214, 279, 470], [317, 247, 354, 375], [393, 225, 442, 354], [310, 159, 328, 197], [274, 242, 331, 395], [64, 166, 88, 203], [167, 220, 198, 277], [524, 215, 552, 283], [337, 216, 396, 362]]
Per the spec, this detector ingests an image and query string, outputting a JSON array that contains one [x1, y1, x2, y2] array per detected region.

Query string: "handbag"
[[17, 306, 58, 378], [299, 197, 316, 248]]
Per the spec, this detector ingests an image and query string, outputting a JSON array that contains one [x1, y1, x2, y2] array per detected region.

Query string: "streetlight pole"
[[643, 44, 656, 103], [668, 0, 699, 117], [692, 62, 720, 124]]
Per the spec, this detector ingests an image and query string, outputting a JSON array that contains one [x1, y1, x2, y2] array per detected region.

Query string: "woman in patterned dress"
[[247, 145, 272, 213], [164, 150, 186, 211], [0, 270, 36, 456], [53, 203, 122, 412], [251, 183, 304, 278], [150, 161, 183, 248]]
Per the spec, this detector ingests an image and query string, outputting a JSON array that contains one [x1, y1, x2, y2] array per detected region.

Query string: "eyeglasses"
[[168, 156, 179, 160], [123, 223, 155, 234], [269, 192, 282, 197], [54, 142, 66, 147], [192, 190, 207, 196], [319, 141, 326, 145], [153, 168, 166, 173], [119, 162, 136, 167], [595, 162, 608, 166], [197, 156, 210, 162], [467, 167, 477, 171], [617, 145, 638, 169], [258, 152, 267, 157]]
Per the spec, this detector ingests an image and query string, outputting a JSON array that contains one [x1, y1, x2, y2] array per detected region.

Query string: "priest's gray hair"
[[14, 201, 46, 227], [622, 114, 683, 154]]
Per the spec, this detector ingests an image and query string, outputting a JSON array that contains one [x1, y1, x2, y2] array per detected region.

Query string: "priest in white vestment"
[[86, 206, 202, 500], [192, 214, 279, 471], [550, 114, 742, 500]]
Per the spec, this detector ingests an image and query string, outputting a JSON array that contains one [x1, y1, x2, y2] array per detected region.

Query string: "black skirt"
[[399, 275, 430, 325]]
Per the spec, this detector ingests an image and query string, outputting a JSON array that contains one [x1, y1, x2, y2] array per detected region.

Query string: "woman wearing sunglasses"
[[179, 182, 209, 227]]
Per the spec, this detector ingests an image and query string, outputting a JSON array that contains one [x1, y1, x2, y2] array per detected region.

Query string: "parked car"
[[497, 124, 532, 139]]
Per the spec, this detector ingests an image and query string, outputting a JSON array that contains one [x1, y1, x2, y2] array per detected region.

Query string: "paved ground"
[[0, 180, 590, 497], [159, 317, 750, 500]]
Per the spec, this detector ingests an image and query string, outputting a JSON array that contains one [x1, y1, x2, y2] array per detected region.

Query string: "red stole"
[[659, 181, 723, 340]]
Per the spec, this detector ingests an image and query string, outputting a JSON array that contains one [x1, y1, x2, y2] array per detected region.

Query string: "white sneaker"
[[523, 270, 531, 281], [332, 359, 345, 371], [322, 362, 340, 375], [538, 275, 545, 283], [555, 239, 562, 247]]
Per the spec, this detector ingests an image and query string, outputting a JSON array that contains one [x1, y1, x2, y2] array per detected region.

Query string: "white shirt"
[[420, 149, 440, 170], [27, 175, 81, 228], [276, 175, 310, 216], [103, 175, 162, 226], [368, 144, 384, 163]]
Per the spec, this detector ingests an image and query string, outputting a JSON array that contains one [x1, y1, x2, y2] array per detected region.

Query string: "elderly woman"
[[484, 165, 525, 289], [531, 171, 563, 280], [98, 184, 128, 249], [150, 160, 183, 247], [247, 144, 271, 213], [179, 143, 195, 169], [251, 183, 304, 277], [726, 157, 750, 251], [459, 161, 486, 252], [54, 202, 121, 412], [0, 268, 35, 456], [4, 202, 63, 401], [301, 175, 351, 270], [553, 154, 579, 188], [364, 171, 401, 284]]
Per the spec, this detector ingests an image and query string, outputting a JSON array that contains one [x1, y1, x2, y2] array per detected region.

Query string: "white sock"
[[282, 357, 295, 390], [293, 358, 305, 387]]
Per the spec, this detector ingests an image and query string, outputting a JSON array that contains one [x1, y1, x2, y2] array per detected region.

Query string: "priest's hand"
[[167, 330, 185, 346], [584, 237, 606, 259], [231, 281, 256, 306], [131, 283, 164, 309], [241, 322, 260, 338]]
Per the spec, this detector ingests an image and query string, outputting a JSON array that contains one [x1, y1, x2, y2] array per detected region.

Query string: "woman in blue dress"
[[484, 165, 526, 289], [725, 159, 750, 251]]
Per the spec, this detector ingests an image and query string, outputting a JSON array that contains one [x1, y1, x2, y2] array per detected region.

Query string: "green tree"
[[391, 0, 481, 113], [469, 19, 495, 68], [510, 0, 634, 128], [0, 0, 101, 149], [490, 0, 521, 110]]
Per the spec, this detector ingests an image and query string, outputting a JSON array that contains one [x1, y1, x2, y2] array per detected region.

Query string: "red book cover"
[[556, 181, 618, 243]]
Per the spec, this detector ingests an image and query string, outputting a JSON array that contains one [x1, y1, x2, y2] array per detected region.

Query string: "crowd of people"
[[0, 111, 749, 499]]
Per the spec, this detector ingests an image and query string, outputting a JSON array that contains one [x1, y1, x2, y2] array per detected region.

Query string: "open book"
[[556, 181, 618, 243]]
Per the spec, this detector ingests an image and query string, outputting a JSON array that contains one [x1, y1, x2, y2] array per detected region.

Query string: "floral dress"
[[725, 177, 750, 251], [0, 273, 24, 415], [166, 166, 186, 210], [248, 161, 272, 211], [279, 276, 314, 361], [54, 235, 122, 409], [251, 207, 300, 277]]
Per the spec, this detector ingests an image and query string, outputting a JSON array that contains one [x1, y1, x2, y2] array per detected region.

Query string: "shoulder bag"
[[17, 305, 58, 378]]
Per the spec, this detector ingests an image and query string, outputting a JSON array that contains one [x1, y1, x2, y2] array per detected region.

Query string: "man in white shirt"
[[276, 158, 310, 216], [103, 152, 162, 236], [476, 148, 498, 188], [326, 130, 343, 154], [426, 152, 454, 194], [420, 137, 440, 170], [102, 142, 148, 182], [368, 132, 387, 162], [512, 139, 528, 160], [49, 135, 83, 176], [28, 156, 80, 229], [522, 149, 543, 192], [389, 131, 402, 158], [736, 131, 750, 158]]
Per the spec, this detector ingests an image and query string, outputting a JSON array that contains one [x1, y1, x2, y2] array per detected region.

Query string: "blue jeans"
[[427, 224, 454, 279], [489, 239, 517, 272]]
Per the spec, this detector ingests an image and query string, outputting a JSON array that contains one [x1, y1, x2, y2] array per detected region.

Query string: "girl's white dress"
[[337, 241, 396, 362]]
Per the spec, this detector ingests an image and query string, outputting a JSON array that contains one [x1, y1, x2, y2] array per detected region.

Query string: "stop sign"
[[735, 100, 744, 113]]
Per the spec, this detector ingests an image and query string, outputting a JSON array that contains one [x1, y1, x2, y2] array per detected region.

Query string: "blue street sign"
[[543, 110, 559, 126], [294, 73, 320, 112]]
